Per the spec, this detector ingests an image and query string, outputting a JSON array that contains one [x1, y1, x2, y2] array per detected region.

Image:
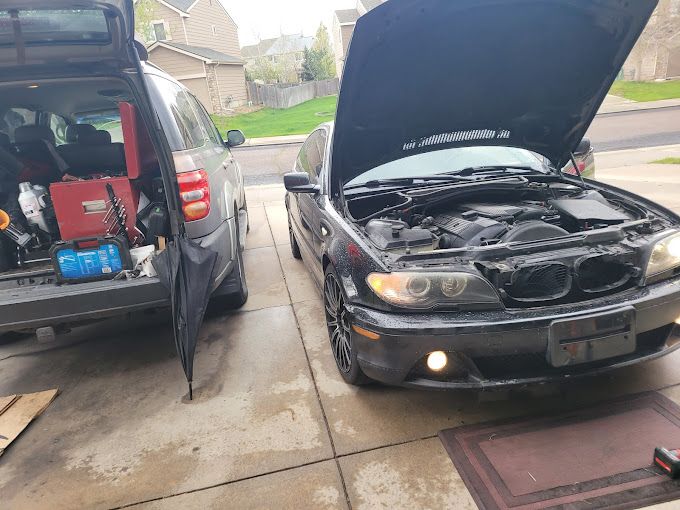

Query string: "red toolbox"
[[50, 178, 139, 241]]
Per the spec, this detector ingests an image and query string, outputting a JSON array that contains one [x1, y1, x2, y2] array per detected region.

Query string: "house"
[[138, 0, 247, 113], [332, 0, 385, 77], [620, 0, 680, 80], [241, 34, 315, 82]]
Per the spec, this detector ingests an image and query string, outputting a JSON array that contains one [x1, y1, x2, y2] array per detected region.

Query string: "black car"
[[285, 0, 680, 389]]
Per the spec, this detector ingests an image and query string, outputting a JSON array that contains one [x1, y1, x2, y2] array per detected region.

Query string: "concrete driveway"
[[2, 168, 680, 509]]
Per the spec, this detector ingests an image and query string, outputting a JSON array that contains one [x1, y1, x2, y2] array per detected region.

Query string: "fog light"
[[427, 351, 448, 372]]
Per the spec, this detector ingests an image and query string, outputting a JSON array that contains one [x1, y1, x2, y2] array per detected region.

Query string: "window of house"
[[152, 21, 168, 42], [211, 25, 217, 36]]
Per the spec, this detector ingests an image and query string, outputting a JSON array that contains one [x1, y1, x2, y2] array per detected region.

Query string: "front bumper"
[[349, 277, 680, 389]]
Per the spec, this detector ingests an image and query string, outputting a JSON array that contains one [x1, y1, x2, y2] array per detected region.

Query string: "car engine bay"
[[347, 177, 675, 307]]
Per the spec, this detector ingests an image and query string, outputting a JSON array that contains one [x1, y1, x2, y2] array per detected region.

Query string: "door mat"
[[439, 392, 680, 510], [0, 389, 58, 457]]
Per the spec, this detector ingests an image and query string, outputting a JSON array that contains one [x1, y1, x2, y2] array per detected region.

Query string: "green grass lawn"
[[651, 157, 680, 164], [610, 80, 680, 102], [212, 95, 338, 139]]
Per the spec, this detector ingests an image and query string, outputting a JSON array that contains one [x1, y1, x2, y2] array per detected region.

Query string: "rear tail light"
[[177, 169, 210, 222]]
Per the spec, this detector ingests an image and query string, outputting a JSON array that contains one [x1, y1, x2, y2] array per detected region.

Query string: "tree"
[[301, 24, 337, 81], [134, 0, 156, 43]]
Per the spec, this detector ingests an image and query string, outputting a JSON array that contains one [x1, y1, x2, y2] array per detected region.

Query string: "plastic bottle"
[[18, 182, 52, 234]]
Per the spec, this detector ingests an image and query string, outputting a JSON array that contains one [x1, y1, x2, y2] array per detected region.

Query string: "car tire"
[[323, 264, 371, 386], [213, 215, 248, 309], [288, 213, 302, 260]]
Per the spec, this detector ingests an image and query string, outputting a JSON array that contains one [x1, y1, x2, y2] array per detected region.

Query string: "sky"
[[221, 0, 357, 47]]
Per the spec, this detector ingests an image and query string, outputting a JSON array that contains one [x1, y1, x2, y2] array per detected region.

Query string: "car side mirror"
[[284, 172, 320, 193], [575, 137, 591, 155], [226, 129, 246, 147]]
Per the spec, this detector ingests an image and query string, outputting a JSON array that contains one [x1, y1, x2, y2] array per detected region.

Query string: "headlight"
[[646, 232, 680, 277], [366, 272, 500, 309]]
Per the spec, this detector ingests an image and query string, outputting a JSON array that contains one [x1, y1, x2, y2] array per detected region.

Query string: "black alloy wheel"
[[323, 266, 370, 385]]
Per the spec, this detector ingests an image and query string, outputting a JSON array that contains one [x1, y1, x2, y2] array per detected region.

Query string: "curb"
[[598, 103, 680, 115], [242, 135, 307, 148], [596, 144, 680, 156]]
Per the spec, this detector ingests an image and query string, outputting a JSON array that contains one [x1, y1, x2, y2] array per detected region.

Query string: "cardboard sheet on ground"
[[0, 389, 58, 456]]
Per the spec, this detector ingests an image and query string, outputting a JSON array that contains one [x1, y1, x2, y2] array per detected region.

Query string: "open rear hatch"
[[0, 0, 137, 75]]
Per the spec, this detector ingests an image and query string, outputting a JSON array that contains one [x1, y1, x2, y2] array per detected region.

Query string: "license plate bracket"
[[547, 307, 636, 367]]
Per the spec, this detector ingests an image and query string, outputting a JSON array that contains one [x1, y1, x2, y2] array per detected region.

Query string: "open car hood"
[[0, 0, 137, 73], [331, 0, 657, 193]]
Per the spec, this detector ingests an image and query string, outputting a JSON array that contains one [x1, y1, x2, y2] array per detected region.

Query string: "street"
[[235, 106, 680, 186], [586, 106, 680, 152]]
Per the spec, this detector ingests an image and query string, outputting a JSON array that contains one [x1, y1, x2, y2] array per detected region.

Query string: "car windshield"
[[344, 146, 548, 187], [75, 110, 123, 143]]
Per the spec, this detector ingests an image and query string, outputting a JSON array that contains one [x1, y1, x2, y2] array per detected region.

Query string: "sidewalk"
[[598, 95, 680, 114], [243, 134, 308, 147], [595, 144, 680, 169]]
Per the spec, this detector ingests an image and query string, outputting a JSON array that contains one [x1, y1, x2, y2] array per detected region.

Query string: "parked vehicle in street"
[[562, 138, 596, 178], [0, 0, 248, 337], [285, 0, 680, 389]]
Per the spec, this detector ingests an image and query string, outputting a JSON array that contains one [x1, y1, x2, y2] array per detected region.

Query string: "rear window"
[[0, 9, 110, 46]]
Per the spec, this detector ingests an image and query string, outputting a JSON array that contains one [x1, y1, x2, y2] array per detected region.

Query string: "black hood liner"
[[331, 0, 657, 192]]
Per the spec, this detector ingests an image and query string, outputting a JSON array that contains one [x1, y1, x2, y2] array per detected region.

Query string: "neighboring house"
[[332, 0, 385, 77], [621, 0, 680, 80], [241, 34, 315, 82], [138, 0, 247, 113]]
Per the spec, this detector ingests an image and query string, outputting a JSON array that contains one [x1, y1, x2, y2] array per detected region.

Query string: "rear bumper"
[[0, 277, 169, 333], [349, 278, 680, 389]]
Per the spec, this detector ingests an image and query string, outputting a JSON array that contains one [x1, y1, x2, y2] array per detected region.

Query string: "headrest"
[[14, 125, 56, 145], [0, 132, 9, 149], [65, 124, 96, 143], [80, 130, 112, 145]]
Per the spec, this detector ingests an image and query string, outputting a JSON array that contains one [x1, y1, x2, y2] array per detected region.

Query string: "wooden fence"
[[246, 79, 339, 109]]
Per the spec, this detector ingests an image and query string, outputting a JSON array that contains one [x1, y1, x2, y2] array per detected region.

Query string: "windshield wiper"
[[345, 175, 471, 190], [454, 165, 540, 177]]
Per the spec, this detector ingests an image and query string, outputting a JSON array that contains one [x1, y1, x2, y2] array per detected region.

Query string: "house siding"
[[183, 0, 242, 57], [214, 64, 248, 108], [148, 46, 205, 77], [150, 2, 186, 43], [668, 47, 680, 77]]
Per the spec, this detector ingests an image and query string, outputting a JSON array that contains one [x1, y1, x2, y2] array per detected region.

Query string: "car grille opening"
[[505, 263, 571, 302], [576, 255, 632, 293]]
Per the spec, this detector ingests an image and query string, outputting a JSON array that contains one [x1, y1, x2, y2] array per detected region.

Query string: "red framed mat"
[[439, 392, 680, 510]]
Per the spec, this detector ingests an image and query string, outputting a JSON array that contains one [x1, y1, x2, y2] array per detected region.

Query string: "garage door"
[[668, 47, 680, 78], [180, 78, 213, 114]]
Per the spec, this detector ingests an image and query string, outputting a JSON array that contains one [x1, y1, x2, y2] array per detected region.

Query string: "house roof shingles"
[[156, 41, 244, 64], [335, 8, 360, 24], [241, 34, 314, 58], [163, 0, 195, 13], [360, 0, 385, 11]]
